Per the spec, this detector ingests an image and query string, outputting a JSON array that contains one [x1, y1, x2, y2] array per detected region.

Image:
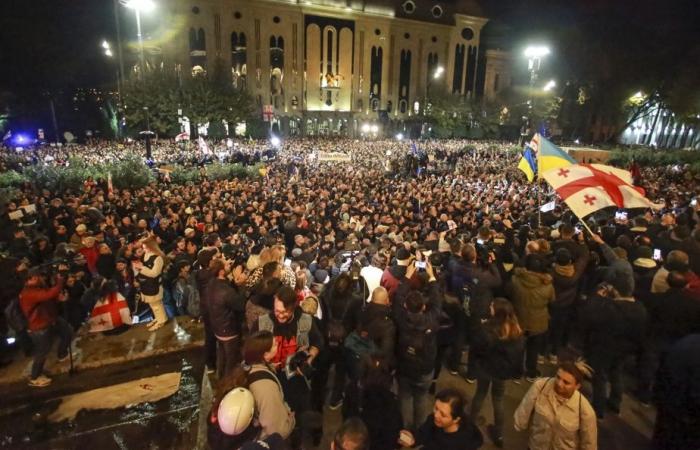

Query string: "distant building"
[[156, 0, 511, 136]]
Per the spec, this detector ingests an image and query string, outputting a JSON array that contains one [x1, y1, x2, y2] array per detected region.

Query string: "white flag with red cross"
[[541, 163, 662, 219], [88, 292, 132, 333]]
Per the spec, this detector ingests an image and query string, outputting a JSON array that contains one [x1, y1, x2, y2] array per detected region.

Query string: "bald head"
[[371, 287, 389, 305]]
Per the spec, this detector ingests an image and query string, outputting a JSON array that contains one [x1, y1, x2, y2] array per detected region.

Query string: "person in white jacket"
[[514, 360, 598, 450]]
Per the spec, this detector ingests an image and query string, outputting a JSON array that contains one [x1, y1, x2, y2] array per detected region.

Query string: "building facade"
[[159, 0, 506, 136]]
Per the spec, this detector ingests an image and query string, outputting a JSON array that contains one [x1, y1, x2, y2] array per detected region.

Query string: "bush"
[[0, 170, 26, 188], [6, 156, 259, 194], [608, 148, 700, 171]]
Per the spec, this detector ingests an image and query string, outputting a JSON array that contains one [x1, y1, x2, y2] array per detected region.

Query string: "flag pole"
[[579, 219, 595, 236]]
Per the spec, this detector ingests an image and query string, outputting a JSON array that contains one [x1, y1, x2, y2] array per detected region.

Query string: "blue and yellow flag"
[[517, 146, 537, 182], [530, 133, 575, 176]]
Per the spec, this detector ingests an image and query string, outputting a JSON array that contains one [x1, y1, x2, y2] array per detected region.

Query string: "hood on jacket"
[[514, 267, 552, 287]]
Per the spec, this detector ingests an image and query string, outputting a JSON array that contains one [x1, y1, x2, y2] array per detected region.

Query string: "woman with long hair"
[[469, 298, 525, 448], [208, 330, 294, 450], [132, 235, 169, 331]]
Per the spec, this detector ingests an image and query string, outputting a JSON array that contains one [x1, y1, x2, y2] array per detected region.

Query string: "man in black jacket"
[[317, 273, 364, 410], [637, 271, 700, 404], [393, 261, 443, 430], [579, 276, 648, 418], [203, 258, 247, 378], [361, 286, 396, 367]]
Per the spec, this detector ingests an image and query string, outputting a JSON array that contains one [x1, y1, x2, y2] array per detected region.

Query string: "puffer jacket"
[[508, 268, 554, 334]]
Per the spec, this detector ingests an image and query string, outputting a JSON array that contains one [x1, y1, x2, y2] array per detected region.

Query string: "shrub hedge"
[[0, 156, 261, 194]]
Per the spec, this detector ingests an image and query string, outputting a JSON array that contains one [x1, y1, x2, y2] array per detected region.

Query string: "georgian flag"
[[541, 163, 662, 219], [88, 292, 132, 333]]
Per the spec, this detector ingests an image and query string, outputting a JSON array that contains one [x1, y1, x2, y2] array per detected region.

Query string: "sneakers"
[[537, 355, 545, 365], [465, 377, 476, 384], [57, 353, 70, 363], [548, 354, 558, 365], [28, 375, 52, 387], [328, 394, 344, 410], [525, 376, 539, 383], [448, 370, 459, 376]]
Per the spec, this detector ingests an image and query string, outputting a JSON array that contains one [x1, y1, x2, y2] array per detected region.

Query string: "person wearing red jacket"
[[19, 268, 72, 387]]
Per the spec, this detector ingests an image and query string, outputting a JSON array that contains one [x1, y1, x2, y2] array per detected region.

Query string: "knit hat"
[[314, 269, 329, 284], [633, 246, 656, 269], [555, 248, 572, 266]]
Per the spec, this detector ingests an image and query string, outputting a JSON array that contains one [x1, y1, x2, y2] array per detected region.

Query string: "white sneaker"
[[28, 375, 52, 387], [537, 355, 545, 365], [548, 354, 558, 365]]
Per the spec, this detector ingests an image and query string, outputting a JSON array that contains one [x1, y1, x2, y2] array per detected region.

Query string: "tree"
[[121, 66, 180, 136]]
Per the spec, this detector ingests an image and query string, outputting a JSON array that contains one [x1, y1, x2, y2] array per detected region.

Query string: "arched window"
[[189, 27, 207, 70], [231, 32, 247, 89], [270, 35, 284, 70]]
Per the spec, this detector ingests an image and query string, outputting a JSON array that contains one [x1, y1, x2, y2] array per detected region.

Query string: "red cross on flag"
[[88, 292, 132, 333], [541, 163, 662, 219]]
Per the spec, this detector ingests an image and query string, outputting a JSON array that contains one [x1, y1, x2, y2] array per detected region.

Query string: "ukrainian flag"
[[531, 133, 575, 176], [517, 146, 537, 182]]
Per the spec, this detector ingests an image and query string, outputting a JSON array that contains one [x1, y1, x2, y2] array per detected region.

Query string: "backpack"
[[397, 321, 432, 368], [207, 369, 277, 450], [326, 296, 355, 348], [4, 297, 27, 332], [184, 271, 201, 318], [344, 330, 378, 379]]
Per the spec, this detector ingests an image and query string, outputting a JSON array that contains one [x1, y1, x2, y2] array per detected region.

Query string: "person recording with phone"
[[20, 266, 72, 387]]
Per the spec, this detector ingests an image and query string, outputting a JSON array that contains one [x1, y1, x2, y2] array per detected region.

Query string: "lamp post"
[[123, 0, 156, 79], [523, 45, 550, 141], [101, 40, 122, 139]]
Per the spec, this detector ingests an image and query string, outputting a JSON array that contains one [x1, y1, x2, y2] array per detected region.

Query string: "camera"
[[285, 350, 313, 380]]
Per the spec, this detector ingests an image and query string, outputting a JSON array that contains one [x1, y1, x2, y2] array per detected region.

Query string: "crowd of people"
[[1, 136, 699, 450]]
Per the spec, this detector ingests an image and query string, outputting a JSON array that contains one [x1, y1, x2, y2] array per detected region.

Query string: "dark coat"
[[644, 287, 700, 346], [360, 302, 397, 367], [578, 295, 648, 363], [204, 278, 246, 338], [392, 279, 442, 376], [470, 324, 524, 380]]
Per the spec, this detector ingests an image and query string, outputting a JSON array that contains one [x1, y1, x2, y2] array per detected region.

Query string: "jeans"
[[29, 317, 72, 380], [470, 376, 506, 437], [398, 371, 434, 430], [311, 345, 346, 410], [591, 356, 625, 418], [202, 314, 217, 370], [548, 306, 573, 357], [216, 337, 241, 379], [525, 332, 546, 378]]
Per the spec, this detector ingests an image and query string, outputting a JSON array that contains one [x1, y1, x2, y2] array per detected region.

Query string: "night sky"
[[0, 0, 697, 105]]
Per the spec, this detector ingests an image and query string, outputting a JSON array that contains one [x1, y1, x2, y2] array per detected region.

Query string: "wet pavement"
[[0, 349, 204, 449]]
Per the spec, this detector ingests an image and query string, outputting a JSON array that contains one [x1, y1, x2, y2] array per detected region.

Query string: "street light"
[[543, 80, 556, 92], [523, 45, 550, 142], [433, 66, 444, 80], [123, 0, 156, 79]]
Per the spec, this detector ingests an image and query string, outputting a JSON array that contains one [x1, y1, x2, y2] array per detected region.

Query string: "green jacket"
[[508, 268, 555, 334]]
